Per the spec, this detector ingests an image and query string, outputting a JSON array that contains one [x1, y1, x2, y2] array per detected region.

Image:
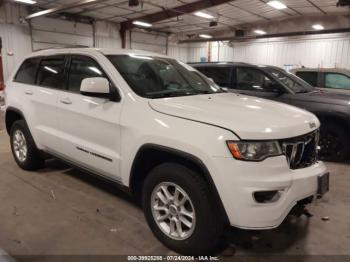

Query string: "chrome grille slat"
[[280, 130, 319, 169]]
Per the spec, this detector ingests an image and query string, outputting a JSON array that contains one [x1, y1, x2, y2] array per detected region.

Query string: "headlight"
[[226, 141, 282, 161]]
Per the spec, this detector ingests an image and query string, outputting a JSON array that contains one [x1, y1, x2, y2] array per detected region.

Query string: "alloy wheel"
[[151, 182, 196, 240]]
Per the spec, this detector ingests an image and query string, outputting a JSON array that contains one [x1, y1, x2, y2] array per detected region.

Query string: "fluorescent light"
[[14, 0, 37, 4], [194, 11, 214, 19], [254, 30, 267, 35], [312, 24, 324, 30], [267, 1, 287, 10], [132, 20, 152, 27], [199, 34, 212, 39]]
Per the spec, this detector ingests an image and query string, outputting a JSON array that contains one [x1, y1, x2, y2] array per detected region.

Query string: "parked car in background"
[[290, 68, 350, 93], [191, 62, 350, 161], [5, 49, 329, 255]]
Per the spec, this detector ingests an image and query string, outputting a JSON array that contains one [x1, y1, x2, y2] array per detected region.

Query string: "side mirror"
[[80, 77, 110, 98]]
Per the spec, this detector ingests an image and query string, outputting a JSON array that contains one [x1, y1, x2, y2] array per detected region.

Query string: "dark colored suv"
[[191, 62, 350, 161]]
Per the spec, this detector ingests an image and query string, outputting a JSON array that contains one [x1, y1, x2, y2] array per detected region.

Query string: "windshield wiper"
[[146, 90, 198, 99]]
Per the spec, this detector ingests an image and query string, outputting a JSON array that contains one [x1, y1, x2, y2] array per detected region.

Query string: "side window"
[[325, 73, 350, 89], [14, 58, 41, 84], [296, 71, 318, 87], [196, 67, 232, 87], [68, 56, 106, 93], [236, 67, 280, 92], [36, 56, 66, 89]]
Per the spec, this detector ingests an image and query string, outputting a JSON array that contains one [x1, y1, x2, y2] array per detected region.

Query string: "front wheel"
[[10, 120, 45, 170], [319, 122, 350, 161], [142, 163, 226, 255]]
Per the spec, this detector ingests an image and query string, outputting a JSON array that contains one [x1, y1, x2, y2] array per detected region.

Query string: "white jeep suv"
[[4, 48, 329, 255]]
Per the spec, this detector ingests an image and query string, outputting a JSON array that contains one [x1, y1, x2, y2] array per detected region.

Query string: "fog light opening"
[[253, 190, 282, 203]]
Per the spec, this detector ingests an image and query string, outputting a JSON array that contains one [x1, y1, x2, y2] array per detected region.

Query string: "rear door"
[[55, 54, 122, 180], [12, 56, 65, 149]]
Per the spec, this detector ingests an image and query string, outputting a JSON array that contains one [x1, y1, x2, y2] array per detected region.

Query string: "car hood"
[[148, 93, 319, 140], [294, 89, 350, 106]]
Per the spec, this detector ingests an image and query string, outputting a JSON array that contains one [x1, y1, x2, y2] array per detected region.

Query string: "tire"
[[319, 122, 350, 162], [142, 162, 226, 255], [10, 120, 45, 170]]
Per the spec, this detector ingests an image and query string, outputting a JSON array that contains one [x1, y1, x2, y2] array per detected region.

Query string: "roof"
[[189, 61, 278, 69]]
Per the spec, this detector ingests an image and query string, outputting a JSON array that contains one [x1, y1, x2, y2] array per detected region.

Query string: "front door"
[[55, 54, 122, 181], [232, 66, 290, 104]]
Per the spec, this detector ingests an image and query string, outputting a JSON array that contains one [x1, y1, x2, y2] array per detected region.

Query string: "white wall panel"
[[186, 33, 350, 70], [130, 30, 167, 54], [0, 3, 31, 81], [167, 44, 189, 62], [95, 21, 122, 49], [0, 24, 32, 81]]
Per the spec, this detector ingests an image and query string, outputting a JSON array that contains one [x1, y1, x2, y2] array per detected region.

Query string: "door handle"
[[60, 98, 72, 105], [24, 90, 33, 95]]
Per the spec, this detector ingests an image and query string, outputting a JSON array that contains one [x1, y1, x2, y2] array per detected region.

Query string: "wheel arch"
[[5, 107, 25, 135], [315, 111, 350, 131], [129, 143, 229, 224]]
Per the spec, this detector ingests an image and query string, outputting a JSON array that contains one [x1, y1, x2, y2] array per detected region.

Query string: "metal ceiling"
[[27, 0, 350, 34]]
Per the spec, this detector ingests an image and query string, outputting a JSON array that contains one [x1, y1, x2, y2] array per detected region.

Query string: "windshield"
[[107, 55, 223, 98], [266, 68, 315, 93]]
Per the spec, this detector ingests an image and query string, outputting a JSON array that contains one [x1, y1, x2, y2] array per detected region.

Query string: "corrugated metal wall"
[[130, 30, 167, 54], [0, 24, 31, 81], [186, 33, 350, 69], [95, 21, 122, 49], [0, 2, 32, 82]]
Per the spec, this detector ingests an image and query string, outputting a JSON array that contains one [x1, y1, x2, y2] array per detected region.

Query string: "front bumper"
[[209, 155, 328, 229]]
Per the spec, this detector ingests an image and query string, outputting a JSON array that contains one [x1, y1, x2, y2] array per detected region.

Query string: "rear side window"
[[295, 71, 318, 87], [14, 58, 40, 84], [325, 73, 350, 89], [36, 56, 66, 89], [68, 56, 106, 93], [196, 66, 232, 87]]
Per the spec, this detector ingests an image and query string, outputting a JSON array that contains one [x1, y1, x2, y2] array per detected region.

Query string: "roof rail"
[[34, 45, 90, 52]]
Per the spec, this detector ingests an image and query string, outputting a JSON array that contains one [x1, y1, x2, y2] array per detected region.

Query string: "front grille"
[[280, 130, 319, 169]]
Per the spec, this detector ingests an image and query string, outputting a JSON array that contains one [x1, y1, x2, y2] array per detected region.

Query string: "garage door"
[[31, 17, 93, 51]]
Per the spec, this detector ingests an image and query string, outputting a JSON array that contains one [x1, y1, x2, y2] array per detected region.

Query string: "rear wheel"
[[10, 120, 45, 170], [319, 122, 349, 161], [142, 163, 226, 255]]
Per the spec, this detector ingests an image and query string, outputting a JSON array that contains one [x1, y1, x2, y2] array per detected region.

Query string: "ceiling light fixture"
[[254, 29, 267, 35], [194, 11, 214, 19], [14, 0, 37, 4], [132, 20, 152, 27], [199, 34, 212, 39], [267, 1, 287, 10], [312, 24, 324, 30]]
